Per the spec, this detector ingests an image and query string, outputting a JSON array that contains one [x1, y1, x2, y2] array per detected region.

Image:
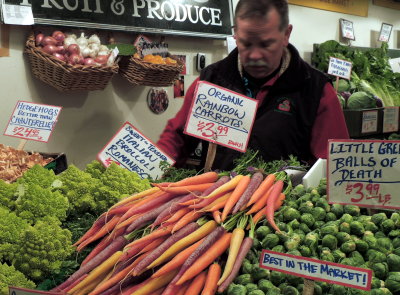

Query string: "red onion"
[[41, 36, 57, 46], [67, 44, 80, 55], [35, 33, 44, 46], [53, 52, 66, 62], [94, 55, 109, 65], [68, 53, 83, 65], [55, 45, 66, 55], [83, 57, 95, 66], [42, 44, 58, 55], [52, 30, 65, 43]]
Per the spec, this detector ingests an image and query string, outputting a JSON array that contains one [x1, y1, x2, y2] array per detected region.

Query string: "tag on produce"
[[4, 100, 62, 142], [328, 139, 400, 209], [98, 121, 175, 179], [184, 81, 258, 153], [328, 57, 352, 80], [260, 250, 372, 291]]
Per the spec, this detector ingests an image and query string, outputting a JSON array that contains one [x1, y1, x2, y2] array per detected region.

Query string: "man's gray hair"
[[234, 0, 289, 31]]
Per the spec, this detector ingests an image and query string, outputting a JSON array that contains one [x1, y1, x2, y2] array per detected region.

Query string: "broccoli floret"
[[0, 263, 35, 295], [0, 180, 17, 209], [16, 164, 57, 189], [12, 217, 73, 281], [14, 183, 69, 224]]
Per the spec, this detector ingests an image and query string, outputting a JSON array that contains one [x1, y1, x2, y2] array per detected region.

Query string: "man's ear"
[[284, 24, 293, 46]]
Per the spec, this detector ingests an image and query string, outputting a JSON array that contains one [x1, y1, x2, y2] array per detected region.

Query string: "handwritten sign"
[[1, 4, 34, 25], [260, 250, 372, 291], [340, 18, 355, 41], [389, 57, 400, 73], [361, 110, 378, 133], [378, 23, 393, 42], [4, 101, 62, 142], [9, 286, 62, 295], [328, 57, 352, 80], [328, 139, 400, 209], [98, 122, 174, 179], [383, 107, 399, 133], [184, 81, 258, 153]]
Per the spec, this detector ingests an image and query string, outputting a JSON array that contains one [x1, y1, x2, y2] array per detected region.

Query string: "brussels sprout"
[[388, 229, 400, 238], [349, 221, 366, 237], [283, 208, 301, 222], [280, 286, 299, 295], [392, 247, 400, 256], [227, 284, 247, 295], [284, 234, 302, 251], [385, 272, 400, 294], [387, 254, 400, 272], [252, 266, 270, 281], [377, 237, 394, 254], [330, 203, 344, 218], [350, 251, 365, 265], [393, 237, 400, 249], [299, 223, 312, 234], [304, 232, 319, 249], [290, 184, 306, 198], [286, 274, 304, 286], [299, 245, 313, 257], [246, 249, 259, 264], [234, 273, 253, 285], [262, 233, 280, 249], [375, 231, 387, 239], [241, 259, 253, 274], [248, 289, 265, 295], [276, 222, 288, 232], [329, 284, 347, 295], [272, 245, 285, 253], [368, 249, 387, 264], [356, 215, 371, 223], [372, 213, 388, 226], [336, 231, 352, 244], [340, 257, 358, 266], [296, 193, 311, 204], [317, 178, 327, 195], [321, 223, 339, 235], [258, 279, 275, 293], [371, 276, 384, 289], [315, 281, 327, 294], [355, 239, 369, 253], [270, 271, 286, 286], [256, 225, 272, 239], [371, 287, 393, 295], [332, 249, 346, 262], [365, 221, 379, 233], [341, 240, 356, 253], [298, 201, 314, 214], [246, 283, 258, 293], [363, 234, 378, 249], [253, 237, 263, 250], [266, 287, 281, 295], [320, 248, 335, 262], [293, 229, 305, 241], [312, 207, 327, 221], [322, 234, 338, 250], [340, 222, 351, 234], [315, 198, 330, 211], [381, 219, 395, 234], [285, 200, 299, 210], [390, 212, 400, 227], [340, 213, 354, 223], [300, 213, 315, 228], [325, 212, 337, 222], [372, 262, 389, 280], [288, 219, 301, 230], [344, 205, 361, 216]]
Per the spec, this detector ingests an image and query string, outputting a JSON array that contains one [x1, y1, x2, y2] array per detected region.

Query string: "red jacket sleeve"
[[157, 77, 200, 161], [310, 82, 350, 160]]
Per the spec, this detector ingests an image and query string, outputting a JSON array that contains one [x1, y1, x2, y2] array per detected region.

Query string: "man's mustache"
[[244, 60, 269, 67]]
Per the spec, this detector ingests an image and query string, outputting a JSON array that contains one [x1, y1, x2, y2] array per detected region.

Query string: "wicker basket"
[[24, 34, 119, 92], [118, 55, 184, 87]]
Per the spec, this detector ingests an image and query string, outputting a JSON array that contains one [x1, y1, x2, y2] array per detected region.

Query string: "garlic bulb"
[[64, 35, 77, 49], [88, 34, 101, 45], [76, 33, 88, 49], [81, 46, 91, 58], [98, 50, 110, 56], [88, 43, 100, 58]]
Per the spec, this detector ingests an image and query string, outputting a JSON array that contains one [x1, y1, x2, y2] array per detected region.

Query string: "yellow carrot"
[[131, 270, 178, 295], [201, 192, 232, 212], [146, 220, 218, 270], [200, 175, 243, 199], [68, 251, 122, 293], [221, 175, 251, 222], [110, 187, 160, 209]]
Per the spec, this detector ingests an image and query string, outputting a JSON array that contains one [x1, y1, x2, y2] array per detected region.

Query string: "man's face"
[[235, 8, 292, 79]]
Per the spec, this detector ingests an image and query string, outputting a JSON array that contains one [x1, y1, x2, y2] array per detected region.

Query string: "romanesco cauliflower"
[[12, 217, 73, 281], [0, 180, 17, 209], [16, 164, 57, 189], [84, 160, 106, 179], [0, 263, 35, 295], [14, 184, 69, 224]]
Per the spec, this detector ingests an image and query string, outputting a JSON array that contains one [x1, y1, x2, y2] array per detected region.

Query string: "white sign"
[[260, 250, 372, 291], [361, 110, 378, 134], [328, 57, 352, 80], [328, 139, 400, 209], [4, 101, 62, 143], [389, 57, 400, 73], [340, 18, 355, 41], [378, 23, 393, 42], [184, 81, 258, 153], [98, 122, 175, 179], [383, 107, 399, 133], [2, 4, 34, 25], [9, 286, 62, 295]]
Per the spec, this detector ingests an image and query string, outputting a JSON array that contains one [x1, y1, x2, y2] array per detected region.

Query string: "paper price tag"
[[378, 23, 393, 42], [4, 101, 62, 143], [328, 139, 400, 210], [184, 81, 258, 153], [2, 4, 34, 25], [98, 121, 175, 179], [328, 57, 352, 80], [340, 19, 355, 41], [383, 107, 399, 133], [260, 250, 372, 291]]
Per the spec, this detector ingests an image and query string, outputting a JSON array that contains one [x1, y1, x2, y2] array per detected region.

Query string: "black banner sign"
[[3, 0, 233, 39]]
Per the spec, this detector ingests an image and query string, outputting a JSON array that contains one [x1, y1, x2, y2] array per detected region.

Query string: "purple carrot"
[[52, 236, 128, 292], [232, 172, 264, 213], [151, 192, 200, 229], [132, 222, 199, 275], [170, 226, 226, 285], [200, 176, 230, 196], [98, 275, 137, 295], [217, 237, 254, 293], [125, 196, 183, 234]]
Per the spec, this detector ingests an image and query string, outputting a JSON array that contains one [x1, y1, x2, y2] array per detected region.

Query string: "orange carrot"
[[137, 237, 165, 255], [155, 183, 214, 194], [172, 211, 204, 233], [158, 172, 219, 188], [203, 192, 232, 212], [110, 187, 161, 209], [123, 223, 174, 251], [179, 197, 202, 206], [245, 173, 276, 207], [221, 175, 251, 222], [200, 175, 242, 199], [184, 271, 207, 295], [212, 210, 221, 224], [131, 270, 178, 295], [176, 280, 191, 295], [250, 191, 286, 228], [151, 238, 204, 278], [114, 213, 143, 230], [164, 207, 191, 224], [266, 180, 284, 233], [175, 232, 232, 285], [201, 263, 221, 295], [245, 185, 274, 215]]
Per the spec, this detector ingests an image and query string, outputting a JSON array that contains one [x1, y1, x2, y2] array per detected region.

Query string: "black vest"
[[187, 44, 329, 171]]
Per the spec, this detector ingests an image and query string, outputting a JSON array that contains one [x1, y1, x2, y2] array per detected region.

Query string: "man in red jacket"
[[157, 0, 349, 170]]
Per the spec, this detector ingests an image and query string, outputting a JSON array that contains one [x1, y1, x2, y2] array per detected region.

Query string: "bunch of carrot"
[[51, 170, 288, 295]]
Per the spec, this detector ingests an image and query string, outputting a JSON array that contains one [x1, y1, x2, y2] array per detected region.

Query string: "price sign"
[[378, 23, 393, 42], [260, 250, 372, 291], [328, 57, 352, 80], [328, 139, 400, 209], [383, 107, 399, 133], [184, 81, 258, 153], [4, 101, 62, 142], [361, 110, 378, 134], [340, 18, 355, 41], [98, 121, 175, 179]]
